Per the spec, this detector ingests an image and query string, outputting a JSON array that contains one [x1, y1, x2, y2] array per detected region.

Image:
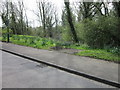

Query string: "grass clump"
[[75, 49, 120, 62], [68, 44, 90, 50]]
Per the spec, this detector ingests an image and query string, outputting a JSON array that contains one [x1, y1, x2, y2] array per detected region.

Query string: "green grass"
[[67, 44, 90, 50], [1, 35, 120, 62], [0, 35, 58, 49], [0, 37, 2, 41], [75, 50, 120, 62], [10, 35, 58, 50]]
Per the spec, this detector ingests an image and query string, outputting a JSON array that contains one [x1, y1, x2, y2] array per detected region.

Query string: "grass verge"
[[75, 50, 120, 62], [1, 35, 120, 63]]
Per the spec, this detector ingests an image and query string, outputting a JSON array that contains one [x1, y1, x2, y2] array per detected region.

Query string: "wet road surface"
[[2, 51, 114, 88]]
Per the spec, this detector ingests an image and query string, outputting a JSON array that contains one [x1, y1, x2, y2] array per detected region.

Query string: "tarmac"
[[1, 42, 120, 88], [2, 51, 114, 88]]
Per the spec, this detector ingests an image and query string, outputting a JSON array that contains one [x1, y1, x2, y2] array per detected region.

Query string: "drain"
[[36, 63, 48, 68]]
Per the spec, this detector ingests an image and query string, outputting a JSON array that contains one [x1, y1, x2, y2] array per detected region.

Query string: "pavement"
[[2, 51, 114, 88], [1, 42, 120, 87]]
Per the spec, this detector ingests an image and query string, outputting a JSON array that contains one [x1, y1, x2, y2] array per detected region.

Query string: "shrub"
[[0, 28, 13, 41], [80, 16, 120, 48], [75, 22, 85, 43], [61, 26, 74, 42], [109, 47, 120, 55]]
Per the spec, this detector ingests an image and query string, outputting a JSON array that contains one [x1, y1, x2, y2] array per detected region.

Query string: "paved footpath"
[[1, 42, 119, 86]]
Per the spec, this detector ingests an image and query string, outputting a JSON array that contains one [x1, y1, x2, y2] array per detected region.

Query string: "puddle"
[[36, 63, 48, 68], [20, 61, 48, 69], [58, 49, 83, 54]]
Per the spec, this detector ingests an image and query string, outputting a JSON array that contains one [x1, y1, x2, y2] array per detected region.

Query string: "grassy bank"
[[75, 50, 119, 62], [0, 35, 120, 63]]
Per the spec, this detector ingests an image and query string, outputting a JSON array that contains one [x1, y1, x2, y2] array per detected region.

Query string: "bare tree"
[[15, 1, 29, 35], [17, 1, 24, 34], [9, 2, 17, 34], [1, 1, 30, 35], [54, 11, 60, 39], [24, 5, 29, 34], [0, 1, 10, 42], [36, 1, 55, 38], [93, 2, 109, 16], [74, 2, 110, 21]]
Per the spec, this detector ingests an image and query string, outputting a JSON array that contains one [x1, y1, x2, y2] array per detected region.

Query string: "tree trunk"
[[6, 2, 10, 43], [64, 1, 78, 43]]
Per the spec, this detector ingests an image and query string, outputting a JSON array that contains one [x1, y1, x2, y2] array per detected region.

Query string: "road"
[[2, 51, 114, 88], [2, 42, 118, 84]]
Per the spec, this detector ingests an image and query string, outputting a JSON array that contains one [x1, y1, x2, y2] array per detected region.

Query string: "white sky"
[[22, 0, 78, 27], [24, 0, 64, 27]]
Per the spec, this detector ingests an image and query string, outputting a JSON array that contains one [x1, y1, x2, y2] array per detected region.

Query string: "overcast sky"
[[23, 0, 64, 27], [20, 0, 80, 27]]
